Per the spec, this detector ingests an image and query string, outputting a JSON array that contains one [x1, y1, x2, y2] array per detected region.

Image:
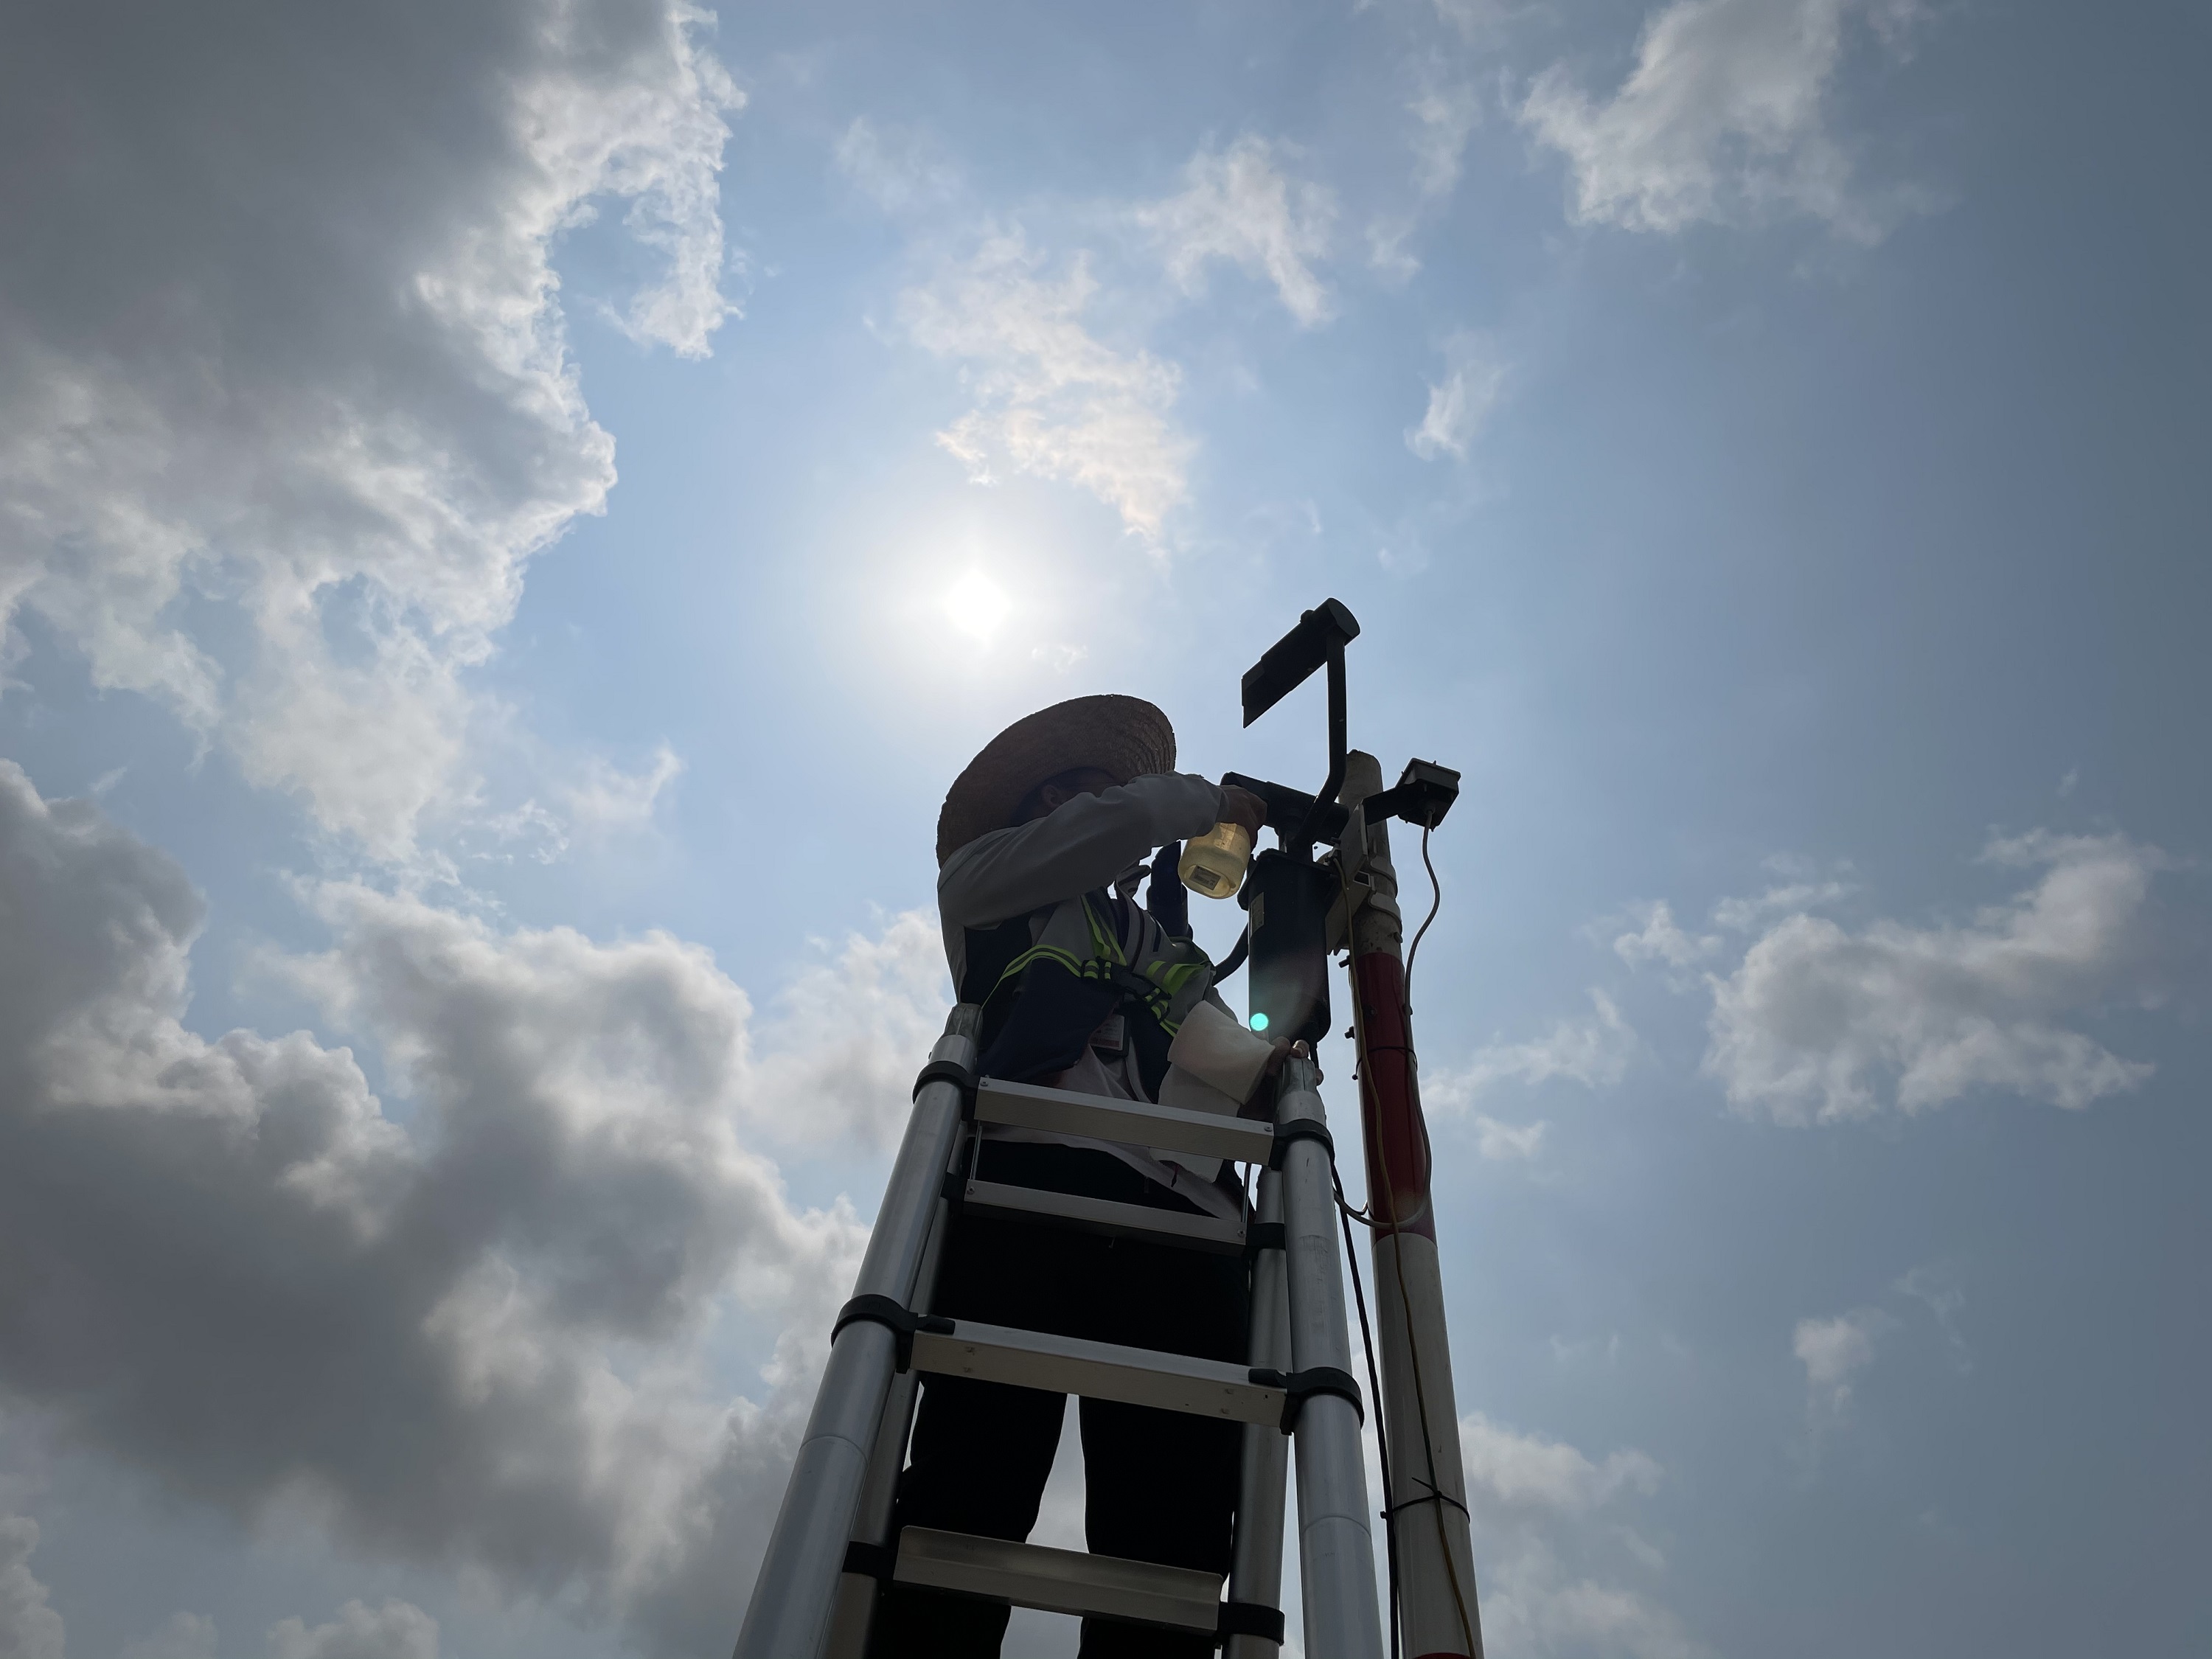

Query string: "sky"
[[0, 0, 2205, 1656]]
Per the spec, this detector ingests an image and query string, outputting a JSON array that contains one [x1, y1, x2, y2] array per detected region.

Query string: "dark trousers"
[[867, 1148, 1251, 1658]]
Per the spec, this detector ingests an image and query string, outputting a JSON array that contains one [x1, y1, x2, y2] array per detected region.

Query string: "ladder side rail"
[[732, 1007, 980, 1659], [1276, 1057, 1387, 1659], [821, 1121, 973, 1659], [1228, 1165, 1293, 1658]]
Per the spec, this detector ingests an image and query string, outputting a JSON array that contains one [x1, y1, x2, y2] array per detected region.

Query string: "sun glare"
[[943, 571, 1012, 641]]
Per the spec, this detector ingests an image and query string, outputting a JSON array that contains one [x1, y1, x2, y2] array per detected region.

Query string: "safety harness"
[[966, 890, 1215, 1091]]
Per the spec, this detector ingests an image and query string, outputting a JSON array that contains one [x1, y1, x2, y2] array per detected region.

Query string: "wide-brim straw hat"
[[937, 695, 1175, 863]]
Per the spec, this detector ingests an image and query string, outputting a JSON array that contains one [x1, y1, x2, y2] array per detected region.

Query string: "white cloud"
[[1519, 0, 1915, 240], [125, 1613, 220, 1659], [748, 909, 953, 1150], [0, 761, 962, 1653], [451, 743, 687, 866], [0, 0, 741, 857], [268, 1601, 439, 1659], [1137, 136, 1338, 327], [1407, 332, 1509, 462], [1896, 1262, 1969, 1368], [1793, 1306, 1893, 1423], [1432, 0, 1506, 41], [1711, 877, 1854, 931], [1703, 830, 2171, 1122], [0, 1517, 64, 1659], [1367, 218, 1424, 282], [1463, 1415, 1663, 1514], [1459, 1416, 1703, 1659], [1032, 642, 1091, 673], [833, 116, 962, 213], [1475, 1115, 1549, 1160], [1483, 1555, 1709, 1659], [902, 230, 1194, 539], [564, 742, 686, 834], [1430, 990, 1635, 1107], [1613, 900, 1720, 971], [1411, 78, 1484, 198]]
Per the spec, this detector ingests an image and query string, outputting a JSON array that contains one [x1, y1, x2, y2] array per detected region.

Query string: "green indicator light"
[[1249, 1011, 1270, 1032]]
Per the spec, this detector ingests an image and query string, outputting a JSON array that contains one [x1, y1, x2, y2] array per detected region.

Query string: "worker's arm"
[[939, 771, 1225, 928]]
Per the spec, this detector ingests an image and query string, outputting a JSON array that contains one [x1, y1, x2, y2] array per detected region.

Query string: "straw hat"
[[936, 695, 1175, 863]]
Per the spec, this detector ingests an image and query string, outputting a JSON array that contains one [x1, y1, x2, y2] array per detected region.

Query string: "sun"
[[942, 571, 1012, 642]]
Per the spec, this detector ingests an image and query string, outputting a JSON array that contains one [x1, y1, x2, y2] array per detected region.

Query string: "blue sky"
[[1, 1, 2205, 1656]]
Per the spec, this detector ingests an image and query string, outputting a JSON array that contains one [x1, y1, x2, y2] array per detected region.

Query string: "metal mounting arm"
[[1240, 598, 1360, 858]]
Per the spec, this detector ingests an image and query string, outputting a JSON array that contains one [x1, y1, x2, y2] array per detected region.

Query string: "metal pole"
[[1276, 1056, 1386, 1659], [732, 1007, 980, 1659], [1340, 753, 1482, 1659], [1227, 1167, 1291, 1659], [820, 1123, 970, 1659]]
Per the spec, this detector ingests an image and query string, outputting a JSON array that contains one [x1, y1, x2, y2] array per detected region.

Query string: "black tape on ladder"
[[1267, 1118, 1334, 1169], [830, 1294, 953, 1373], [1217, 1600, 1287, 1644], [841, 1540, 895, 1582], [1248, 1365, 1365, 1433], [1242, 1221, 1287, 1261], [912, 1058, 978, 1116]]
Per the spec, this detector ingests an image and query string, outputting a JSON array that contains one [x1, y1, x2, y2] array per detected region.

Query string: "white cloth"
[[1152, 999, 1278, 1183], [1165, 995, 1276, 1103]]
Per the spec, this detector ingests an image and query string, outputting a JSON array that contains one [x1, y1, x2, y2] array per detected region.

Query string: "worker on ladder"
[[869, 694, 1282, 1658]]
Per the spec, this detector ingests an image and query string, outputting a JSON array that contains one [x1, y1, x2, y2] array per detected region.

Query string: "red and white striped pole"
[[1341, 751, 1484, 1659]]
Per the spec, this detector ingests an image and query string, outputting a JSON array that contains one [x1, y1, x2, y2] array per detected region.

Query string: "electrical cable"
[[1333, 1161, 1400, 1659], [1214, 922, 1251, 979], [1402, 822, 1441, 1016]]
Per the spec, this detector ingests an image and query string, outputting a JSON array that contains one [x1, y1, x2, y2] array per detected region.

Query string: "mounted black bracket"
[[1240, 599, 1360, 857]]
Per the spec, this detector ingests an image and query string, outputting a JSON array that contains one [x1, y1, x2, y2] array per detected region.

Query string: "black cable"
[[1402, 821, 1441, 1015], [1334, 1161, 1401, 1659], [1214, 922, 1251, 979]]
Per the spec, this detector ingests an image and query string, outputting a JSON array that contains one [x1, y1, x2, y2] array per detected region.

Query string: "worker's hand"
[[1258, 1037, 1320, 1086], [1217, 785, 1269, 838]]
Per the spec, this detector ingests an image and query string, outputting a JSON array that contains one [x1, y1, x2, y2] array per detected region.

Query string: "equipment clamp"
[[1267, 1118, 1334, 1168], [1242, 1220, 1287, 1262], [840, 1540, 895, 1582], [831, 1294, 953, 1374], [1248, 1364, 1365, 1433], [1217, 1599, 1287, 1644], [912, 1058, 979, 1119]]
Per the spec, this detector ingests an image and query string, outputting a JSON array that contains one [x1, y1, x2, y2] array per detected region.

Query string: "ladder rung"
[[975, 1077, 1275, 1166], [894, 1526, 1224, 1631], [960, 1178, 1248, 1253], [911, 1319, 1284, 1425]]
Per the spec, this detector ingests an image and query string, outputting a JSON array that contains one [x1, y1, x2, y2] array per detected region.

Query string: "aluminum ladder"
[[732, 1004, 1386, 1659]]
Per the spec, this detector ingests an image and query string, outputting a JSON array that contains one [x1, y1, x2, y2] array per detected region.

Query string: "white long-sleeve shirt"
[[937, 771, 1225, 986], [937, 771, 1275, 1217]]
